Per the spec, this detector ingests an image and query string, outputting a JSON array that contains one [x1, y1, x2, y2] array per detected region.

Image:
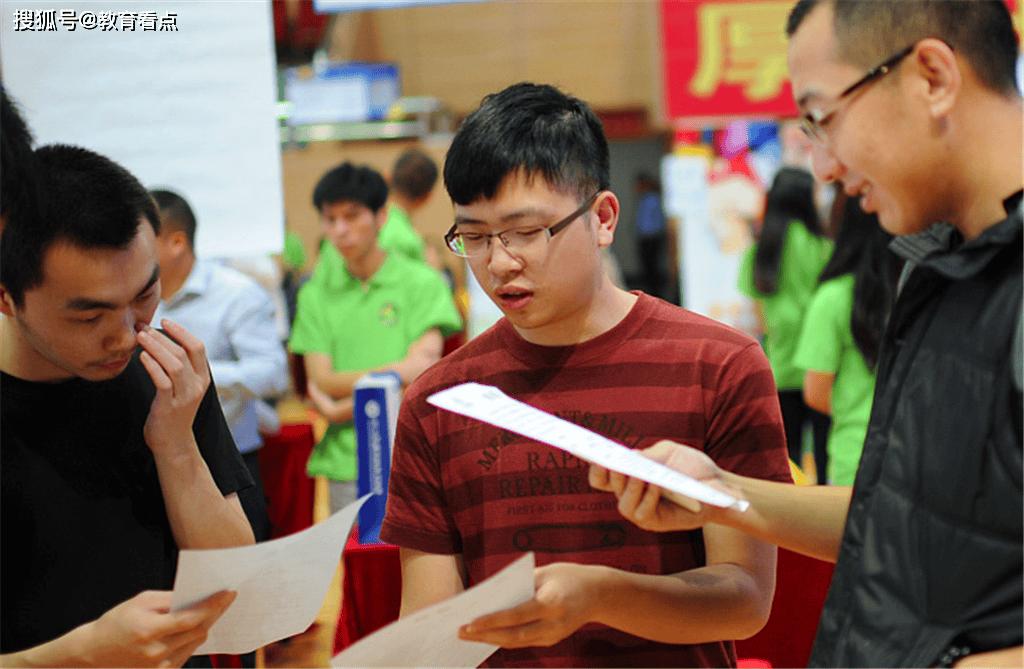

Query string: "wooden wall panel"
[[290, 1, 669, 291], [325, 1, 664, 122]]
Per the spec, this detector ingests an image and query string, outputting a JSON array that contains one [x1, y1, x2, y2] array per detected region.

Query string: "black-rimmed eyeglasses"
[[445, 191, 601, 259], [800, 43, 915, 144]]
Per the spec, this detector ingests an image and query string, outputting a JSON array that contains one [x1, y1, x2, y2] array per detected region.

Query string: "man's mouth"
[[495, 287, 533, 309], [97, 355, 132, 371], [845, 181, 875, 213]]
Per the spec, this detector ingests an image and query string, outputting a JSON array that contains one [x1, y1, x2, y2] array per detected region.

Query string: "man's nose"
[[486, 237, 525, 275], [107, 308, 137, 351], [811, 141, 844, 184]]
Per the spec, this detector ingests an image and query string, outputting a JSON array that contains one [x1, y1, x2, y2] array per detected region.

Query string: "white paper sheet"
[[171, 494, 371, 655], [428, 383, 749, 512], [331, 552, 535, 668]]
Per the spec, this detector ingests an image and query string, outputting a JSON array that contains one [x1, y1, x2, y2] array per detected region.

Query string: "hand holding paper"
[[331, 552, 536, 668], [171, 494, 370, 655], [589, 440, 743, 534], [427, 383, 748, 513]]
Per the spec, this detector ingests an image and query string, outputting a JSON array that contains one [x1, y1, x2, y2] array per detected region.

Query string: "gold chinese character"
[[689, 1, 792, 101]]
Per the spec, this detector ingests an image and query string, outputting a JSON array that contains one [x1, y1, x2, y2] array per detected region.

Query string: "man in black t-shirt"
[[0, 85, 255, 667]]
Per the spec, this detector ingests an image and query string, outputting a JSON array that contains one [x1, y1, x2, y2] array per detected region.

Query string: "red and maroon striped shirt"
[[381, 293, 791, 668]]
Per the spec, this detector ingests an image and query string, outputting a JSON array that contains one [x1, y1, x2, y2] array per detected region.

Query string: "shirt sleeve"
[[288, 281, 329, 356], [193, 372, 254, 496], [704, 339, 792, 483], [793, 281, 846, 374], [380, 385, 463, 554], [209, 282, 290, 402], [402, 267, 464, 341]]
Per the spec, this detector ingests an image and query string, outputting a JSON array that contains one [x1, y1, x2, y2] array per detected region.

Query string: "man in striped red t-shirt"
[[379, 82, 791, 668]]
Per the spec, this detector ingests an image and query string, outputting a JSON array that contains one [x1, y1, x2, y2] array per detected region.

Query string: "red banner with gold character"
[[662, 0, 1022, 122], [662, 0, 796, 121]]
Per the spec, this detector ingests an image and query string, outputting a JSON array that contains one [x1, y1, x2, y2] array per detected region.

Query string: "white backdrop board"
[[0, 1, 284, 257]]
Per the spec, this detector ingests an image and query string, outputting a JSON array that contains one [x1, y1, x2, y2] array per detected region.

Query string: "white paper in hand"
[[331, 551, 536, 668], [171, 494, 371, 655], [428, 382, 748, 512]]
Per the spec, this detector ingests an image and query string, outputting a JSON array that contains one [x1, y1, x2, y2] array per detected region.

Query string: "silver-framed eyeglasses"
[[445, 191, 601, 259], [800, 43, 915, 144]]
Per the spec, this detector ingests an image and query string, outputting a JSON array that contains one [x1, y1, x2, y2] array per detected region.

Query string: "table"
[[333, 537, 401, 653], [258, 422, 317, 539]]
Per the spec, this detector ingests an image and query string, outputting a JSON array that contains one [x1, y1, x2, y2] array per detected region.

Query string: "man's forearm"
[[152, 438, 254, 549], [712, 474, 851, 563], [956, 645, 1023, 667], [1, 633, 77, 667], [590, 563, 772, 644], [314, 368, 374, 401]]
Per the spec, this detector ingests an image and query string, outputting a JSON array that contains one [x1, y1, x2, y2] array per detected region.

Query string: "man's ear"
[[162, 229, 190, 257], [374, 207, 389, 230], [911, 37, 960, 119], [0, 283, 17, 318], [594, 191, 620, 248]]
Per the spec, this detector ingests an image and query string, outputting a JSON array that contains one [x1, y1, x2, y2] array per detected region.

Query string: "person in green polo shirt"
[[289, 162, 462, 513], [793, 193, 901, 486]]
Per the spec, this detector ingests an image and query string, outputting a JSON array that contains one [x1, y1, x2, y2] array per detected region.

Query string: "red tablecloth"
[[734, 548, 834, 669], [257, 422, 316, 539], [333, 537, 401, 653]]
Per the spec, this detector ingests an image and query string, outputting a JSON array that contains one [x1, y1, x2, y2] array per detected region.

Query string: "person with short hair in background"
[[151, 188, 290, 551], [288, 161, 462, 514]]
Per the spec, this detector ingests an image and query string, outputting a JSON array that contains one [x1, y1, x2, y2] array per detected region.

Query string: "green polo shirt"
[[738, 222, 833, 390], [793, 275, 876, 486], [289, 252, 462, 481]]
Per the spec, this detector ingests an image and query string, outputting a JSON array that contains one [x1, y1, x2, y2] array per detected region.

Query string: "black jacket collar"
[[890, 190, 1023, 280]]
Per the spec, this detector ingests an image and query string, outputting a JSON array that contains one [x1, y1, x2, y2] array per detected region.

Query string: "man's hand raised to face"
[[136, 319, 211, 457]]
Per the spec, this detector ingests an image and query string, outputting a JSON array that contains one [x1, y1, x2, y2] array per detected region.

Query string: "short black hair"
[[150, 188, 197, 249], [443, 82, 610, 206], [1, 85, 40, 225], [1, 144, 160, 307], [392, 149, 438, 201], [312, 162, 389, 213], [787, 0, 1020, 95]]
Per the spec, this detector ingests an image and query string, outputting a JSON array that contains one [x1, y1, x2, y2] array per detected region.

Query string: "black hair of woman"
[[753, 166, 825, 294], [818, 190, 903, 370]]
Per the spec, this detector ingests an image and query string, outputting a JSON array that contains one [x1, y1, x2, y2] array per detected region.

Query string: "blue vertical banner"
[[353, 372, 401, 543]]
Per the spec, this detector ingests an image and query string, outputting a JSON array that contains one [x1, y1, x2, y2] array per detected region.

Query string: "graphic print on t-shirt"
[[471, 409, 653, 558]]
